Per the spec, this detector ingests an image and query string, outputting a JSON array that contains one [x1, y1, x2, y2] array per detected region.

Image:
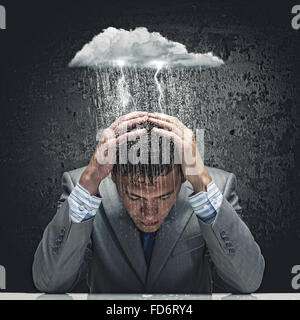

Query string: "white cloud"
[[69, 27, 224, 68]]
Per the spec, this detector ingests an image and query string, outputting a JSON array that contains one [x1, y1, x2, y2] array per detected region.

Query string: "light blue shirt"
[[67, 180, 223, 224]]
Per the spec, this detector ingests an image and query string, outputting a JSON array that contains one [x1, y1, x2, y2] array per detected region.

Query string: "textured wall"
[[0, 0, 299, 292]]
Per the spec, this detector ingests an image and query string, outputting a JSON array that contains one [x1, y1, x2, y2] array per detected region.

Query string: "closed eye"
[[158, 190, 175, 200], [127, 194, 141, 201], [126, 190, 175, 201], [159, 195, 171, 200]]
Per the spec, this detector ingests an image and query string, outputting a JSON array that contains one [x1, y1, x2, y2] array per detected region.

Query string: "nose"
[[141, 201, 157, 220]]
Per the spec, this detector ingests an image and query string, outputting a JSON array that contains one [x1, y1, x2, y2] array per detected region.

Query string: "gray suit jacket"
[[32, 166, 265, 294]]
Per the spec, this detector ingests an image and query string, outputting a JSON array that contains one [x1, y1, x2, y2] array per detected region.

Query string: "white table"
[[0, 293, 300, 300]]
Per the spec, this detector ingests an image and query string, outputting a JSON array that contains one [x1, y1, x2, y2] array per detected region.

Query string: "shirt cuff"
[[188, 181, 223, 224], [67, 183, 102, 223]]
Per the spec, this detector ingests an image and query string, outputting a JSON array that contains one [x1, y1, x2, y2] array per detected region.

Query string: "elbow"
[[237, 280, 262, 294], [32, 259, 52, 293], [32, 259, 60, 294], [32, 266, 48, 293], [237, 255, 265, 294], [32, 258, 78, 294], [32, 271, 66, 294]]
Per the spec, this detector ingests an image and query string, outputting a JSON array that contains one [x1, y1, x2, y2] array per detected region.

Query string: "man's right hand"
[[79, 111, 149, 196]]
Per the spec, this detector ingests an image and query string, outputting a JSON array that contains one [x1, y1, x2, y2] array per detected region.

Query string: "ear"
[[111, 170, 117, 184], [111, 170, 124, 187], [179, 166, 186, 184]]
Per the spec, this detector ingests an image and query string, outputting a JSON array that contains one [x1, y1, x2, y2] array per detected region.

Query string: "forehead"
[[119, 169, 181, 195]]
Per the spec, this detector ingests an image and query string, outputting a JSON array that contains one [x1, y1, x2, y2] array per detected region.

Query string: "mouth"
[[140, 221, 159, 227]]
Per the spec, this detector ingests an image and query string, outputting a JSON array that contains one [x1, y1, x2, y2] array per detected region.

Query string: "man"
[[32, 111, 265, 294]]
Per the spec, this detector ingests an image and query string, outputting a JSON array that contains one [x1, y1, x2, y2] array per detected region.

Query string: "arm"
[[32, 171, 97, 293], [197, 173, 265, 293], [147, 113, 265, 293], [32, 111, 149, 293]]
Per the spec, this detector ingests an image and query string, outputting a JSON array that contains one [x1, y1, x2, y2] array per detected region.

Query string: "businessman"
[[32, 111, 265, 293]]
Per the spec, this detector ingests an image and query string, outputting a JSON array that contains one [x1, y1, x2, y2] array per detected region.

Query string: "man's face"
[[113, 168, 183, 232]]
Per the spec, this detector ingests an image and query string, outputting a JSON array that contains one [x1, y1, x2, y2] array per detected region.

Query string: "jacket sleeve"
[[32, 171, 94, 293], [198, 173, 265, 293]]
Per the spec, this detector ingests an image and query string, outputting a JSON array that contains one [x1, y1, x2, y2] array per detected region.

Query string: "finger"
[[147, 117, 173, 130], [152, 127, 182, 147], [147, 117, 182, 136], [116, 116, 148, 135], [110, 111, 148, 130], [123, 111, 149, 120], [148, 112, 178, 124], [149, 113, 187, 131], [95, 138, 117, 164], [116, 128, 147, 146], [101, 128, 116, 140]]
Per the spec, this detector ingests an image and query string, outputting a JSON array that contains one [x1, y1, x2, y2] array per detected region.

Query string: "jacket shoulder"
[[205, 166, 232, 178], [205, 166, 234, 194]]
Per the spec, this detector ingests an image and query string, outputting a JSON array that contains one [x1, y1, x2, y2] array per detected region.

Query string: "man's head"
[[111, 121, 184, 232]]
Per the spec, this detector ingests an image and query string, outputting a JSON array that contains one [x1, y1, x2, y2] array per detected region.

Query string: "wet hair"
[[112, 121, 181, 184]]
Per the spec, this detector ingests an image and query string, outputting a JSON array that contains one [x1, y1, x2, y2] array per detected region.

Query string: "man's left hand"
[[147, 112, 212, 193]]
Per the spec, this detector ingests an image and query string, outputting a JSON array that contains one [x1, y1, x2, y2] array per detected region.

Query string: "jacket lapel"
[[98, 176, 194, 290], [146, 182, 194, 289], [99, 175, 148, 285]]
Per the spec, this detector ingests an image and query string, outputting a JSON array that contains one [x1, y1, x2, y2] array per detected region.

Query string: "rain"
[[68, 27, 224, 130]]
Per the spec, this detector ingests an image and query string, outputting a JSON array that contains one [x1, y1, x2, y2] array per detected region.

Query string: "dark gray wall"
[[0, 0, 299, 292]]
